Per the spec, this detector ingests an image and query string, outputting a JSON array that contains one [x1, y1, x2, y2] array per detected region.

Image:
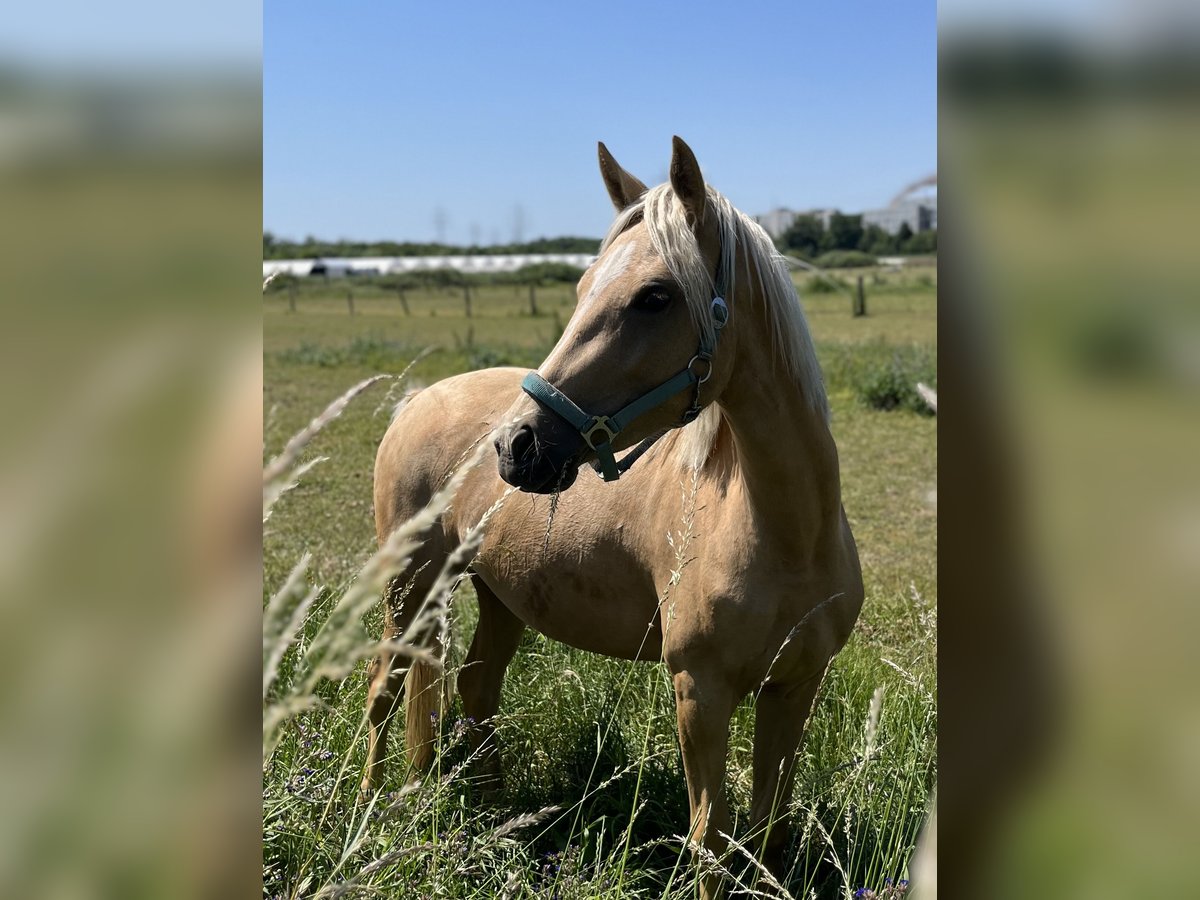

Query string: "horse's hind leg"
[[748, 671, 823, 880], [360, 561, 439, 799], [456, 576, 524, 793]]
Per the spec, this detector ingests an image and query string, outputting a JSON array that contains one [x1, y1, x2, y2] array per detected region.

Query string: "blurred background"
[[0, 2, 261, 898], [939, 0, 1199, 897], [0, 0, 1196, 897]]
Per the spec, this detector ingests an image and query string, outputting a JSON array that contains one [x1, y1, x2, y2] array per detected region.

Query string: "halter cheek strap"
[[521, 296, 729, 482]]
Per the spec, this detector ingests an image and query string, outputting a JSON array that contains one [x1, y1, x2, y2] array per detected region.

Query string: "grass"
[[263, 265, 936, 898]]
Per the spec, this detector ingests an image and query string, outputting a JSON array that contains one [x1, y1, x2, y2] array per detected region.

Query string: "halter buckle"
[[581, 415, 617, 451]]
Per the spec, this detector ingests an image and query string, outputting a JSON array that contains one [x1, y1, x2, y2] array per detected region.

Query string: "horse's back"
[[373, 367, 523, 541]]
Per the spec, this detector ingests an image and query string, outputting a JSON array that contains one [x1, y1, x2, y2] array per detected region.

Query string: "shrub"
[[813, 250, 877, 269], [510, 262, 586, 285], [821, 340, 936, 414], [857, 360, 926, 412], [804, 274, 848, 294]]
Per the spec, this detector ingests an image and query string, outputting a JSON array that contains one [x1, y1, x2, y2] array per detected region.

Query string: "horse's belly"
[[472, 553, 664, 662]]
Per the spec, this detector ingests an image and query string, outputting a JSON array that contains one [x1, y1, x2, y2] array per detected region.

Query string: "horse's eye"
[[631, 288, 672, 313]]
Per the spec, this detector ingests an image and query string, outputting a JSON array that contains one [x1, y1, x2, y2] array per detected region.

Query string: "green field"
[[263, 267, 937, 899]]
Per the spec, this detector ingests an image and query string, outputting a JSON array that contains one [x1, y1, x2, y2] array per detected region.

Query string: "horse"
[[362, 137, 863, 897]]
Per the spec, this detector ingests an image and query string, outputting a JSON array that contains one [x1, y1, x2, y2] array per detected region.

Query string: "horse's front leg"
[[456, 577, 525, 794], [673, 668, 738, 900], [749, 671, 823, 881]]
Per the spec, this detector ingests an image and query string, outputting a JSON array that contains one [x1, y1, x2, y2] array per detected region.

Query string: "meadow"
[[263, 266, 937, 899]]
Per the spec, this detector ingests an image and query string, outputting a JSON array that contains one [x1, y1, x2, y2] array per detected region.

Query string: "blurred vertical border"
[[0, 3, 261, 898], [940, 2, 1199, 897]]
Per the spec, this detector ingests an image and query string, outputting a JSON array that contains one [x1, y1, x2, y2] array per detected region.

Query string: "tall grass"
[[262, 370, 935, 899], [260, 238, 937, 894]]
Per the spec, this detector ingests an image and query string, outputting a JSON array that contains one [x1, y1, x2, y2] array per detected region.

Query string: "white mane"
[[600, 182, 829, 468]]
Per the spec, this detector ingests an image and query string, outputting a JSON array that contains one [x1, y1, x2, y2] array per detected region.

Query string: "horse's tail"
[[404, 636, 443, 771]]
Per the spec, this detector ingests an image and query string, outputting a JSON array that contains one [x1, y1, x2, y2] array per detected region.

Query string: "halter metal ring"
[[687, 354, 714, 384], [581, 415, 617, 450]]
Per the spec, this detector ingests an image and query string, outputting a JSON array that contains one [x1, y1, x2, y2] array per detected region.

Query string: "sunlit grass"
[[263, 273, 936, 898]]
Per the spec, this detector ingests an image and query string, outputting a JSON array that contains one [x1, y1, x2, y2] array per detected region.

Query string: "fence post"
[[853, 276, 867, 317], [529, 282, 538, 316], [346, 289, 355, 316], [397, 287, 410, 316], [463, 283, 473, 318]]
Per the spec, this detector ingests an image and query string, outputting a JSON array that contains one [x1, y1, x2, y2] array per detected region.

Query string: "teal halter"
[[521, 295, 729, 482]]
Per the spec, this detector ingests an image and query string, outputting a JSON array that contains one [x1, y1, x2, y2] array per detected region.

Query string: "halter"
[[521, 293, 729, 482]]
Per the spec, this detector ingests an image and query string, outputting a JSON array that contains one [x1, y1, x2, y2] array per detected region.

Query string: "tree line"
[[263, 233, 601, 260], [776, 213, 936, 261], [265, 262, 586, 292], [264, 214, 937, 270]]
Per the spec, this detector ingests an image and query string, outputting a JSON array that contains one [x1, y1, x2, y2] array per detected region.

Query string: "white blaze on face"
[[582, 240, 636, 310], [542, 240, 636, 369]]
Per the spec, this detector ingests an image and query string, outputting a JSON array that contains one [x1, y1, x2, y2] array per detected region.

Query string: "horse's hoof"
[[357, 782, 376, 808]]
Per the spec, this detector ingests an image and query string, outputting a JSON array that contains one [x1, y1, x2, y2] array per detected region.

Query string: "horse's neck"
[[716, 325, 842, 555]]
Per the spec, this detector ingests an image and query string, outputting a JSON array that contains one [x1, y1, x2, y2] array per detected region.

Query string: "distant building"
[[753, 207, 839, 239], [754, 208, 800, 238], [862, 196, 937, 235], [755, 192, 937, 240]]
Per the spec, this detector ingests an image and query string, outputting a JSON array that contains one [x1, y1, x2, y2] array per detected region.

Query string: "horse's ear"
[[669, 136, 706, 230], [598, 142, 648, 212]]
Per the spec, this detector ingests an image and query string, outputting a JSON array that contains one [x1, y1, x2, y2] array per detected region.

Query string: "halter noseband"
[[521, 293, 729, 482]]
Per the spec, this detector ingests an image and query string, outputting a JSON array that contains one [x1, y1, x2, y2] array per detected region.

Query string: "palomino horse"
[[363, 137, 863, 896]]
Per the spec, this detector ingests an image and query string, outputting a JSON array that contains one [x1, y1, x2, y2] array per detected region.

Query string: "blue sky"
[[4, 1, 259, 67], [265, 1, 935, 244]]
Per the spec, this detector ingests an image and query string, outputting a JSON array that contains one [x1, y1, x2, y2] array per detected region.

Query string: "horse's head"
[[495, 137, 734, 493]]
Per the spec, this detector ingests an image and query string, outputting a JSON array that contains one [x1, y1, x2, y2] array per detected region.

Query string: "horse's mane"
[[600, 182, 829, 469]]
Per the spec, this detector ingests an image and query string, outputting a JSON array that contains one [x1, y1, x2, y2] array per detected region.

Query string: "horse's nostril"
[[509, 423, 536, 461]]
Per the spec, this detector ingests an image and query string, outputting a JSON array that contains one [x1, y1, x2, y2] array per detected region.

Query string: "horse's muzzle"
[[494, 421, 581, 494]]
